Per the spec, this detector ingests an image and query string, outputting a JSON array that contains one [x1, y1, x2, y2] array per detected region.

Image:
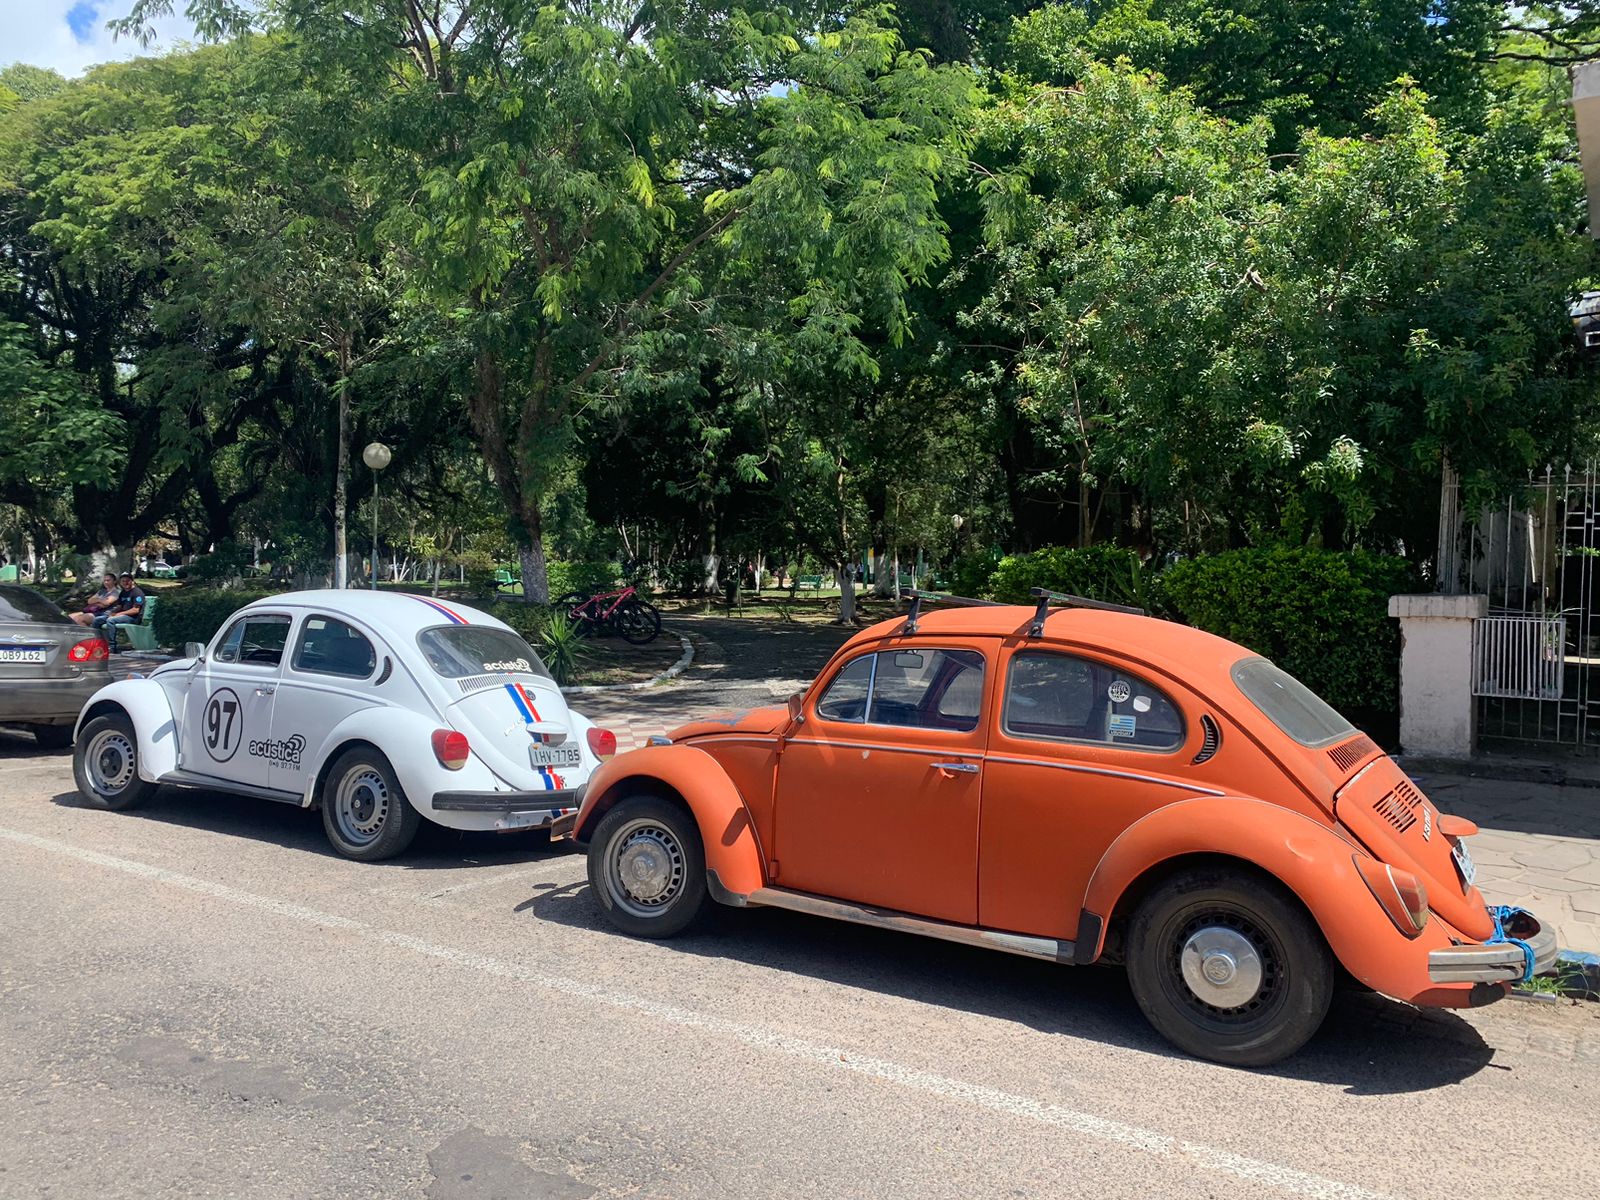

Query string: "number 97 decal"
[[203, 687, 243, 762]]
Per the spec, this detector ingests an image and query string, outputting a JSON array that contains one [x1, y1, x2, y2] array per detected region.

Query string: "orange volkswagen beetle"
[[566, 590, 1555, 1066]]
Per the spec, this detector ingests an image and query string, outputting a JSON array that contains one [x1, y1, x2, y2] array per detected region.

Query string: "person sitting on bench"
[[71, 572, 120, 628], [93, 573, 146, 652]]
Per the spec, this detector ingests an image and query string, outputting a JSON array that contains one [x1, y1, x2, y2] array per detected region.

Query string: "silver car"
[[0, 584, 112, 748]]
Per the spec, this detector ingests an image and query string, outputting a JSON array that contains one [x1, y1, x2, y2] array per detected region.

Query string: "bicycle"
[[553, 585, 662, 645]]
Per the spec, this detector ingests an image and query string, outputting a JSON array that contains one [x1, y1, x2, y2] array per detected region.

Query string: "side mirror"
[[184, 641, 206, 662], [786, 691, 806, 724]]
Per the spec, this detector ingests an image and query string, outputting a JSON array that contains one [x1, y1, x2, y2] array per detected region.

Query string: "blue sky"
[[65, 2, 102, 43], [3, 0, 196, 77]]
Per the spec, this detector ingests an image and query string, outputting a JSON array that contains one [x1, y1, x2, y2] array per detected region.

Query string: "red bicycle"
[[553, 586, 662, 645]]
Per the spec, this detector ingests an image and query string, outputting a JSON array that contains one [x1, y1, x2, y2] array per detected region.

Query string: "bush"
[[988, 544, 1151, 609], [152, 588, 280, 650], [1160, 547, 1419, 721], [178, 542, 256, 585], [546, 559, 620, 597]]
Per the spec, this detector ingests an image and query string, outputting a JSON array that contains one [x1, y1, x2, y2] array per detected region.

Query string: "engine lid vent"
[[1328, 734, 1379, 774], [1191, 714, 1222, 765], [1373, 780, 1422, 833]]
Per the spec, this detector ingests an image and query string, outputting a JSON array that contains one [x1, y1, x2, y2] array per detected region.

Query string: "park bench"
[[113, 595, 160, 653], [796, 574, 826, 589], [494, 568, 520, 592]]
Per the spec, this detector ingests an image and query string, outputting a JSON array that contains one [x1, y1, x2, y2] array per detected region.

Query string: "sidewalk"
[[1408, 769, 1600, 955]]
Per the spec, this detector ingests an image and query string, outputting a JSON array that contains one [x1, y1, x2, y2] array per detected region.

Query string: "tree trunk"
[[836, 561, 856, 624], [519, 538, 551, 605], [430, 559, 442, 596], [333, 334, 351, 589], [871, 545, 893, 598]]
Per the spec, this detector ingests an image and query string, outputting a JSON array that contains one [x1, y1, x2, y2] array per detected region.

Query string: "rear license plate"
[[1452, 839, 1477, 888], [0, 647, 45, 663], [530, 744, 582, 770]]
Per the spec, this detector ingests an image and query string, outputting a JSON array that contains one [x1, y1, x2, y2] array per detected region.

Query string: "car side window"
[[212, 615, 292, 668], [1004, 652, 1184, 751], [291, 615, 376, 679], [814, 648, 985, 733]]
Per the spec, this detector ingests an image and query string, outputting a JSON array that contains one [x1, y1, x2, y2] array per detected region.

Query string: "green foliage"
[[178, 543, 255, 585], [988, 545, 1151, 608], [152, 589, 279, 650], [546, 560, 621, 599], [1160, 548, 1420, 719]]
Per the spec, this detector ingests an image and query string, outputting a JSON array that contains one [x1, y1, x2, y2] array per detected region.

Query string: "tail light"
[[68, 639, 109, 663], [431, 729, 470, 770], [586, 727, 617, 761], [1353, 855, 1429, 937]]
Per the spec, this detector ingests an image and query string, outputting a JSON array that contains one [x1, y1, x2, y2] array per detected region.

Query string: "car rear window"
[[1231, 657, 1355, 747], [0, 585, 69, 624], [417, 625, 553, 681]]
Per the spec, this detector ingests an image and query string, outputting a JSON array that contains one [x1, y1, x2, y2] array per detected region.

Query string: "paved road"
[[3, 722, 1598, 1200]]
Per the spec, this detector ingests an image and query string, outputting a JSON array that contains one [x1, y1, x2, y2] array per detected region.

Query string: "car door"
[[181, 612, 292, 792], [978, 647, 1201, 939], [771, 642, 990, 925], [270, 613, 381, 794]]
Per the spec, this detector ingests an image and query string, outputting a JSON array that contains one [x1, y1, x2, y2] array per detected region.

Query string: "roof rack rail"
[[902, 588, 1002, 635], [1028, 586, 1146, 636]]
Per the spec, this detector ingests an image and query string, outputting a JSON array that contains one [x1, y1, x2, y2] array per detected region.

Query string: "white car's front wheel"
[[73, 713, 156, 812], [320, 748, 421, 861]]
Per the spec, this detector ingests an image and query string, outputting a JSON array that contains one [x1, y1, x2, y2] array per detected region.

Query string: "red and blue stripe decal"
[[410, 595, 467, 624], [505, 682, 563, 789]]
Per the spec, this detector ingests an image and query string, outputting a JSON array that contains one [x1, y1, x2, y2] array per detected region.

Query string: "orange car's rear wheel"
[[587, 796, 709, 938], [1126, 868, 1333, 1068]]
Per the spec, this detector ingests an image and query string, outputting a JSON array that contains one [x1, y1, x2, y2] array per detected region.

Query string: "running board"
[[738, 883, 1075, 964], [160, 770, 306, 807]]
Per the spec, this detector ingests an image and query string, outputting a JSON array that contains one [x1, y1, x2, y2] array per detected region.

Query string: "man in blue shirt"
[[94, 573, 146, 652]]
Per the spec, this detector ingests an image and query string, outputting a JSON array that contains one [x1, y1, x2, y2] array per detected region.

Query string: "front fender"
[[303, 705, 502, 810], [76, 680, 179, 782], [573, 744, 765, 896], [1081, 796, 1474, 1005]]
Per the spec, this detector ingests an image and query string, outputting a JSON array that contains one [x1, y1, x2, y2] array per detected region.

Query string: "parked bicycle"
[[553, 585, 662, 645]]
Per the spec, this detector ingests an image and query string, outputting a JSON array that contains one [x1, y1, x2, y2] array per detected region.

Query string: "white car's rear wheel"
[[72, 713, 155, 811], [320, 748, 421, 861]]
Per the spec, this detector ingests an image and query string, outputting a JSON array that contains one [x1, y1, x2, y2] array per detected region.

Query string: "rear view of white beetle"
[[71, 591, 618, 860]]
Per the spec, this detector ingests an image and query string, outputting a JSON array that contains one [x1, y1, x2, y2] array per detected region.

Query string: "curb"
[[560, 633, 694, 695]]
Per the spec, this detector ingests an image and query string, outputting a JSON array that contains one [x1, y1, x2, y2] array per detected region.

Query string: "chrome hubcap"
[[87, 730, 135, 794], [1180, 925, 1263, 1009], [605, 820, 685, 917], [335, 766, 389, 845]]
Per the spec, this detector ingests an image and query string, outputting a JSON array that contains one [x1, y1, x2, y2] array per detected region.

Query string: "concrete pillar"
[[1388, 594, 1489, 758], [1573, 61, 1600, 237]]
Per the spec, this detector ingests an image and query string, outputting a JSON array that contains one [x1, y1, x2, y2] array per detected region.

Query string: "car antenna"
[[1029, 587, 1146, 636], [902, 588, 1002, 635]]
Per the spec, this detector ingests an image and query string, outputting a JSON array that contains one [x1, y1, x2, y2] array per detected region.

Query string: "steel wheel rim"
[[603, 818, 686, 918], [1165, 906, 1284, 1026], [87, 729, 135, 794], [335, 765, 389, 846]]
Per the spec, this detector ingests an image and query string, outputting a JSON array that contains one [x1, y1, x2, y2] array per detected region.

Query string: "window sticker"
[[1107, 680, 1131, 704], [1132, 695, 1152, 713], [1108, 714, 1138, 739]]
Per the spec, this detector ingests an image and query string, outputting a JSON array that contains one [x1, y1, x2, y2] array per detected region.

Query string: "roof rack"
[[902, 588, 1002, 635], [1028, 586, 1145, 636]]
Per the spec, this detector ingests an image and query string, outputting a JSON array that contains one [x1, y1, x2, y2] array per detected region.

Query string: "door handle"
[[930, 761, 978, 775], [255, 686, 275, 697]]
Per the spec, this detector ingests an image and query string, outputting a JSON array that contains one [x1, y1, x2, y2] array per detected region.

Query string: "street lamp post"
[[362, 442, 391, 590]]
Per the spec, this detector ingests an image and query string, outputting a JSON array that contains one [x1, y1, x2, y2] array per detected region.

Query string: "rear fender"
[[75, 681, 179, 782], [1081, 795, 1472, 1004], [573, 745, 765, 896]]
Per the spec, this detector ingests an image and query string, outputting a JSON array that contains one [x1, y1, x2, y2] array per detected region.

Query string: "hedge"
[[987, 545, 1151, 609], [152, 588, 280, 650], [1160, 547, 1419, 720]]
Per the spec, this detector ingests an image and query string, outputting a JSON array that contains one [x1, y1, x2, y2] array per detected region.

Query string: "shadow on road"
[[514, 884, 1498, 1096]]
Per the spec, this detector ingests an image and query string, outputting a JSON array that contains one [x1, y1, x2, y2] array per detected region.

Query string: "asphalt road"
[[2, 726, 1598, 1200]]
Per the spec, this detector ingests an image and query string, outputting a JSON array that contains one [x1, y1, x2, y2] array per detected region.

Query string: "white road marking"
[[0, 826, 1397, 1200]]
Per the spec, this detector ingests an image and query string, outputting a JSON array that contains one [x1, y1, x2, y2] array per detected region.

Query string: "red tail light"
[[586, 727, 617, 761], [68, 639, 109, 663], [431, 729, 470, 770], [1353, 855, 1429, 937]]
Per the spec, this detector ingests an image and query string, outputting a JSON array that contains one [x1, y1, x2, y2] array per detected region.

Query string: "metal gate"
[[1468, 465, 1600, 748]]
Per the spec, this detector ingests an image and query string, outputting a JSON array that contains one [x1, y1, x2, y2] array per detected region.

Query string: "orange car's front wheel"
[[587, 796, 709, 938], [1126, 867, 1333, 1068]]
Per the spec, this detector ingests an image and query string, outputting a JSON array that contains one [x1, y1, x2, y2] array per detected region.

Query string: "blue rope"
[[1486, 905, 1537, 983]]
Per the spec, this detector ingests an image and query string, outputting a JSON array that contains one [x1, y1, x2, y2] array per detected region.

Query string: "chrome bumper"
[[1428, 913, 1560, 983], [432, 785, 584, 815]]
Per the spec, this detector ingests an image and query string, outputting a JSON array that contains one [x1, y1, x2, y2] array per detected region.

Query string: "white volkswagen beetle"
[[71, 591, 617, 860]]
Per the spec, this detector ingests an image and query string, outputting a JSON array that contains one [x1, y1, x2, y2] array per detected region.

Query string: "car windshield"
[[1230, 657, 1355, 747], [417, 625, 553, 681], [0, 585, 69, 624]]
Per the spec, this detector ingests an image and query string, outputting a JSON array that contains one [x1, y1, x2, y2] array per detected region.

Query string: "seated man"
[[93, 573, 146, 652], [70, 572, 120, 627]]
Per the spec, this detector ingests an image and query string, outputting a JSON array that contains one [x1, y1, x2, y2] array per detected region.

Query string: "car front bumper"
[[0, 675, 106, 725], [1428, 911, 1560, 984]]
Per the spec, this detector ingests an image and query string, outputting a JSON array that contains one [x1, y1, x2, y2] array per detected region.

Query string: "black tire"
[[586, 796, 709, 937], [614, 599, 661, 645], [1125, 867, 1333, 1068], [31, 724, 73, 751], [320, 747, 423, 861], [72, 712, 157, 811]]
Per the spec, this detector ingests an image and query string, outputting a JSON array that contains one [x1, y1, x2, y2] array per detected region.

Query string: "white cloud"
[[2, 0, 198, 79]]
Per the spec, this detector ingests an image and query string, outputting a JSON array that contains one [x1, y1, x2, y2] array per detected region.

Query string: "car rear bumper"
[[1428, 911, 1560, 983], [0, 676, 106, 724], [431, 786, 585, 815]]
